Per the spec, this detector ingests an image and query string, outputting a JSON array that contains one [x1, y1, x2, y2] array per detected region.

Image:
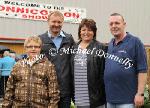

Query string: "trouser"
[[0, 76, 9, 98], [58, 96, 71, 108], [76, 104, 105, 108], [107, 102, 135, 108]]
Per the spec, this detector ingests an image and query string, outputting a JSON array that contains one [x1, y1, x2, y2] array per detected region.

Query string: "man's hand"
[[134, 94, 144, 107]]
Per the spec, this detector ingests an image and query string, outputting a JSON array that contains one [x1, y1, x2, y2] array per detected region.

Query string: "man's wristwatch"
[[136, 93, 144, 96]]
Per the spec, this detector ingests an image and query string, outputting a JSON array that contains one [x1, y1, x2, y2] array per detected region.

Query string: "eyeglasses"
[[25, 46, 41, 49]]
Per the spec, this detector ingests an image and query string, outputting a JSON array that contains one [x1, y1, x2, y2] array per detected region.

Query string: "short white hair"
[[3, 51, 10, 57]]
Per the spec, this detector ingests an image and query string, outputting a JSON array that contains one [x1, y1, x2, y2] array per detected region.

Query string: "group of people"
[[1, 11, 148, 108], [0, 51, 16, 99]]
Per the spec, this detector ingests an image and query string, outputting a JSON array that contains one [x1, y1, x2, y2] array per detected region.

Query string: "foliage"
[[70, 101, 75, 108], [144, 84, 150, 107]]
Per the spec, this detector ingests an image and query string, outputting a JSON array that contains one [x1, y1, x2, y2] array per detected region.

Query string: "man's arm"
[[134, 72, 147, 107], [48, 63, 60, 108], [2, 65, 17, 108]]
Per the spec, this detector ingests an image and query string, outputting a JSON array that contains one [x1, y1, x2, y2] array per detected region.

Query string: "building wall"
[[0, 43, 24, 54], [0, 0, 150, 45]]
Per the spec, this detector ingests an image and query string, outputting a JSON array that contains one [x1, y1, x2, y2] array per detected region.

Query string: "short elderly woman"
[[71, 19, 107, 108], [2, 36, 60, 108]]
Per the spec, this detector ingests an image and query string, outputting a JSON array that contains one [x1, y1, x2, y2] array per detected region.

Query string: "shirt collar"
[[112, 32, 130, 45], [47, 30, 66, 38]]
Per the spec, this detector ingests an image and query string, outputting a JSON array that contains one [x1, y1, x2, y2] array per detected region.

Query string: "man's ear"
[[124, 22, 126, 26]]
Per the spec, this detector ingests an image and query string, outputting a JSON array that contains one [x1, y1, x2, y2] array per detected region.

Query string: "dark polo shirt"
[[104, 32, 147, 104]]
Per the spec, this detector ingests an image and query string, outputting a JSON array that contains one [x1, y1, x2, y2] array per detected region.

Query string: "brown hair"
[[48, 11, 64, 21], [78, 18, 97, 40], [110, 13, 125, 22]]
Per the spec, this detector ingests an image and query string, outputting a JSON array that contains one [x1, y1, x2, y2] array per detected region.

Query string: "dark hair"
[[110, 13, 125, 22], [78, 18, 97, 40]]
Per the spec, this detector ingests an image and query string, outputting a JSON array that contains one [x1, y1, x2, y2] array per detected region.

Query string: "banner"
[[0, 0, 86, 23]]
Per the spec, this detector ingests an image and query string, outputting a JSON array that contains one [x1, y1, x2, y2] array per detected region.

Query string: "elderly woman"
[[2, 36, 60, 108], [71, 19, 107, 108]]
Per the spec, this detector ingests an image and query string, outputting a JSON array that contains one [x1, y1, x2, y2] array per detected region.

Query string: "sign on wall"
[[0, 0, 86, 23]]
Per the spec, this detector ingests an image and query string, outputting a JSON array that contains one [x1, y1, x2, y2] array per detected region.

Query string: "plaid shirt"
[[2, 57, 60, 108]]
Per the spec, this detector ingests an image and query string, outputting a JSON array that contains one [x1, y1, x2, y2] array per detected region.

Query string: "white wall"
[[0, 0, 150, 45]]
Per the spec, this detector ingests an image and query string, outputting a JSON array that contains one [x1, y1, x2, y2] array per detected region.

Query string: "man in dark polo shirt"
[[104, 13, 148, 108]]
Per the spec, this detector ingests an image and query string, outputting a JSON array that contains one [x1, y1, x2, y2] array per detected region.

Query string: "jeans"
[[107, 102, 135, 108], [0, 76, 9, 98], [96, 104, 105, 108], [58, 96, 71, 108], [76, 104, 105, 108]]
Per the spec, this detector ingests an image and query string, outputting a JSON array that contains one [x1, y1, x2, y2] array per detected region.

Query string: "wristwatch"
[[136, 93, 144, 96]]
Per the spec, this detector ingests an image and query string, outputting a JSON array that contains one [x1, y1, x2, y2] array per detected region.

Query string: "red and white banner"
[[0, 0, 86, 23]]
